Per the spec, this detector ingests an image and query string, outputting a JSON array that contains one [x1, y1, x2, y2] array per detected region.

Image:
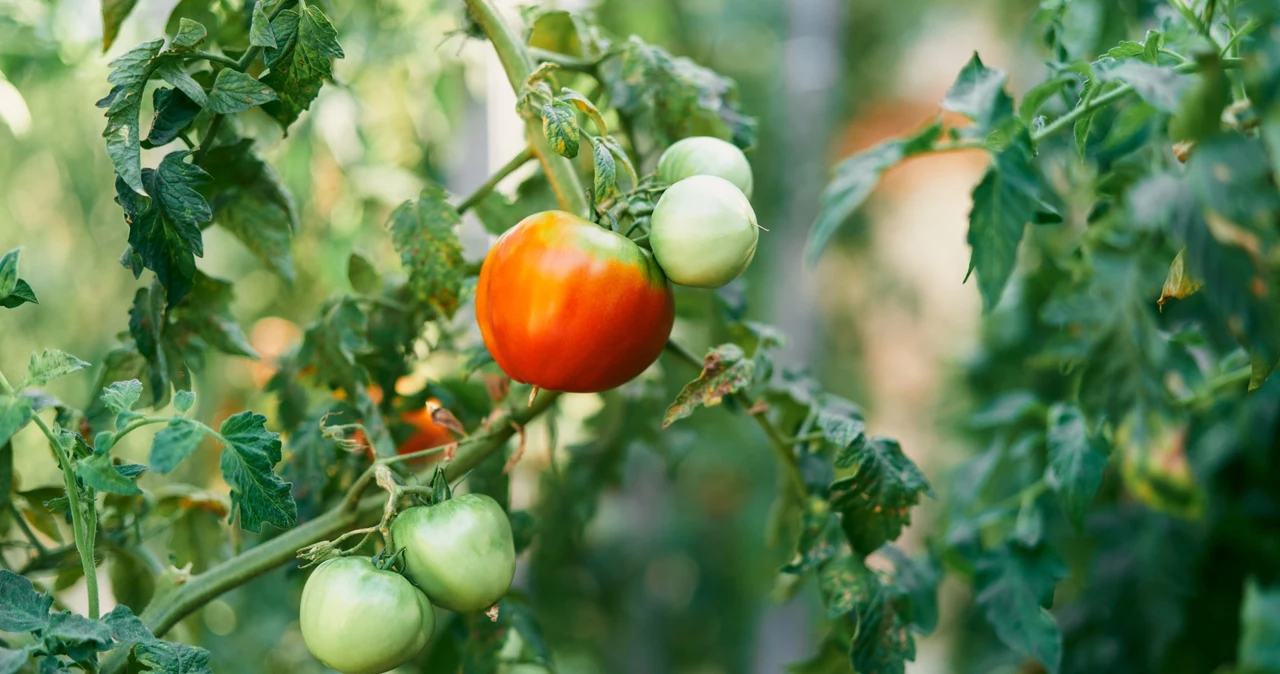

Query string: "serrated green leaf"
[[975, 545, 1064, 674], [0, 645, 29, 674], [101, 0, 140, 51], [386, 183, 466, 318], [24, 350, 90, 388], [250, 0, 278, 48], [261, 5, 345, 128], [882, 545, 941, 634], [97, 38, 164, 193], [173, 389, 195, 413], [1094, 59, 1189, 113], [818, 397, 867, 456], [218, 411, 295, 532], [170, 18, 207, 52], [0, 569, 54, 632], [44, 611, 114, 662], [1019, 75, 1072, 124], [207, 69, 277, 114], [943, 53, 1015, 137], [149, 419, 205, 474], [115, 152, 211, 307], [101, 380, 143, 417], [1104, 41, 1146, 60], [0, 396, 33, 449], [143, 87, 202, 149], [817, 555, 917, 674], [76, 451, 142, 495], [663, 344, 754, 427], [966, 137, 1042, 311], [135, 639, 213, 674], [197, 139, 298, 282], [599, 135, 638, 185], [805, 141, 906, 266], [782, 498, 844, 574], [101, 604, 154, 644], [1045, 403, 1108, 527], [829, 436, 932, 556], [590, 136, 617, 201], [153, 59, 208, 110], [541, 100, 580, 158]]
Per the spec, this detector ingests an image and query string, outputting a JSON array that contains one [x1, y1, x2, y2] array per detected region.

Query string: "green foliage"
[[386, 184, 467, 319], [261, 5, 345, 128]]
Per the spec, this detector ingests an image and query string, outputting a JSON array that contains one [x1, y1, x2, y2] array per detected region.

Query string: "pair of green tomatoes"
[[651, 136, 759, 289], [299, 494, 515, 674]]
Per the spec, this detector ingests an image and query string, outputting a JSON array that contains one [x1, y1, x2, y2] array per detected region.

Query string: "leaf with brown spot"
[[1158, 249, 1203, 310], [663, 344, 754, 428], [428, 404, 466, 436]]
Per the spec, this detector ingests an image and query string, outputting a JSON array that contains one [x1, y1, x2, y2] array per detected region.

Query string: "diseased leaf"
[[0, 570, 54, 632], [197, 139, 298, 282], [24, 350, 90, 388], [882, 545, 942, 634], [1045, 403, 1107, 527], [541, 100, 580, 158], [261, 5, 345, 128], [98, 38, 164, 193], [207, 69, 278, 114], [663, 344, 754, 427], [115, 152, 212, 307], [818, 555, 917, 674], [1158, 248, 1202, 309], [974, 544, 1066, 674], [218, 411, 296, 532], [829, 436, 932, 556], [149, 419, 206, 474], [558, 88, 607, 134], [590, 136, 617, 201], [782, 498, 844, 574], [386, 183, 466, 318]]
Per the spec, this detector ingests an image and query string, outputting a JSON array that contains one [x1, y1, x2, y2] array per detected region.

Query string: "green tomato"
[[657, 136, 754, 199], [649, 175, 759, 288], [299, 556, 434, 674], [391, 493, 516, 612]]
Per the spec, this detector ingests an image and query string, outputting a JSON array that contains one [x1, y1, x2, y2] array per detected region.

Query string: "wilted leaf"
[[386, 183, 466, 318], [663, 344, 754, 427], [829, 436, 932, 555]]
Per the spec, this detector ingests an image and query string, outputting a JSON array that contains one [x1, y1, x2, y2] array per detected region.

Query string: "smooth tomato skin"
[[650, 175, 759, 288], [657, 136, 754, 199], [299, 557, 434, 674], [391, 494, 516, 612], [476, 211, 675, 393]]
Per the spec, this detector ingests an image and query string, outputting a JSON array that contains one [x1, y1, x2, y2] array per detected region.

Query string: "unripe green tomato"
[[649, 175, 759, 288], [391, 493, 516, 612], [656, 136, 754, 198], [299, 556, 434, 674]]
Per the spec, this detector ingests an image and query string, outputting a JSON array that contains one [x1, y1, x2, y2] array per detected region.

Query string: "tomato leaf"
[[298, 297, 368, 394], [168, 271, 257, 359], [0, 248, 36, 309], [943, 52, 1015, 138], [966, 136, 1043, 311], [386, 183, 466, 319], [101, 604, 154, 644], [249, 0, 279, 48], [149, 419, 206, 474], [818, 554, 917, 674], [143, 87, 202, 149], [1093, 59, 1189, 113], [590, 136, 617, 202], [804, 141, 905, 267], [197, 139, 298, 282], [880, 545, 941, 635], [782, 498, 844, 574], [261, 5, 345, 129], [127, 284, 172, 407], [541, 99, 580, 158], [557, 88, 607, 134], [0, 645, 29, 672], [829, 436, 932, 556], [0, 569, 54, 632], [526, 9, 603, 58], [44, 611, 114, 662], [23, 350, 90, 389], [218, 411, 296, 532], [207, 69, 278, 115], [154, 59, 208, 109], [97, 38, 164, 193], [101, 0, 139, 51], [115, 151, 212, 307], [169, 18, 207, 53], [663, 344, 755, 427], [975, 544, 1065, 674], [75, 451, 143, 495], [1045, 403, 1108, 528], [134, 639, 214, 674]]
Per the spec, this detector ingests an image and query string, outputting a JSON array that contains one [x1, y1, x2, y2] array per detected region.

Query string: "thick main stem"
[[463, 0, 590, 218]]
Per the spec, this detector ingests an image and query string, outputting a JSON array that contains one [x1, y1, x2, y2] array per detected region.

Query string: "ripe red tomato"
[[476, 210, 675, 393]]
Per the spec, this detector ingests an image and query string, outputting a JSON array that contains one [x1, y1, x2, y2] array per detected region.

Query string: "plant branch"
[[456, 146, 534, 214], [464, 0, 590, 217], [662, 340, 809, 501], [29, 413, 99, 620], [527, 47, 601, 73], [193, 51, 241, 68]]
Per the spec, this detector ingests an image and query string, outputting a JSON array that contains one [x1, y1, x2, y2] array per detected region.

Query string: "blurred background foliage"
[[6, 0, 1278, 673]]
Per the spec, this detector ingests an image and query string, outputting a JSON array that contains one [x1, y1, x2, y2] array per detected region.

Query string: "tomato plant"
[[2, 0, 1280, 673], [298, 556, 434, 674]]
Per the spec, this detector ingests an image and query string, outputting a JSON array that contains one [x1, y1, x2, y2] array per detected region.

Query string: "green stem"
[[193, 51, 241, 68], [662, 340, 808, 501], [464, 0, 590, 218], [29, 413, 99, 619], [527, 47, 601, 73], [456, 146, 534, 214], [11, 503, 47, 555], [110, 416, 171, 443]]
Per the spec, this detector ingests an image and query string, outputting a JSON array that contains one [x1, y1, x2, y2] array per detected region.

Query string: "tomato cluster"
[[301, 494, 515, 673], [476, 136, 758, 394]]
